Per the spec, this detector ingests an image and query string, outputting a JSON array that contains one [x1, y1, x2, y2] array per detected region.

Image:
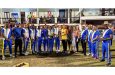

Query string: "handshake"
[[100, 37, 111, 41]]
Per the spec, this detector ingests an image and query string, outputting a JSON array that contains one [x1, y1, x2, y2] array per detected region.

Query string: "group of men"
[[86, 24, 114, 66], [0, 22, 114, 66]]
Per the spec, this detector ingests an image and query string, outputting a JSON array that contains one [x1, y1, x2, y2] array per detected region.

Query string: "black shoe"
[[20, 54, 25, 56], [100, 59, 105, 62], [84, 54, 86, 56], [106, 63, 111, 66], [32, 51, 36, 54], [14, 54, 17, 58], [70, 50, 75, 54]]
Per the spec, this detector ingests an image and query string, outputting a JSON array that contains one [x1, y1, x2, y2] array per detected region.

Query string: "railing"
[[0, 17, 80, 24], [70, 17, 80, 23]]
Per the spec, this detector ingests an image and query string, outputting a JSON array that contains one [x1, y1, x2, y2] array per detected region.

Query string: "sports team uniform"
[[101, 29, 113, 65]]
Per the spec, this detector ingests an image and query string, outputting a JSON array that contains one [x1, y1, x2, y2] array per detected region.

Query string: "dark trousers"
[[76, 37, 79, 52], [62, 40, 67, 51], [81, 39, 86, 55], [15, 38, 23, 56], [67, 40, 72, 50]]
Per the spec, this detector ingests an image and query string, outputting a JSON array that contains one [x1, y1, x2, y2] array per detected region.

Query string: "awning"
[[81, 16, 115, 20]]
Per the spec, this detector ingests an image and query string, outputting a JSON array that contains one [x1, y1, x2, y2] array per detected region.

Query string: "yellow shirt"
[[61, 29, 67, 40]]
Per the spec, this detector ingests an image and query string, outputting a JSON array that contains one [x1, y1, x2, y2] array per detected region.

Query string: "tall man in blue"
[[22, 24, 29, 55], [1, 23, 13, 60], [54, 24, 60, 53], [13, 23, 23, 57], [87, 25, 93, 56], [41, 25, 48, 53], [100, 24, 113, 66], [91, 25, 100, 59], [81, 25, 88, 56]]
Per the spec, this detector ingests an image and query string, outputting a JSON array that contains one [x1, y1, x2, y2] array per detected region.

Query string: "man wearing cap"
[[13, 23, 23, 57], [81, 25, 88, 56], [100, 24, 113, 66], [1, 23, 13, 60]]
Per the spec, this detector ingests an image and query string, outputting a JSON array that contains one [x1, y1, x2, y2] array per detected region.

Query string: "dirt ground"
[[0, 40, 115, 67]]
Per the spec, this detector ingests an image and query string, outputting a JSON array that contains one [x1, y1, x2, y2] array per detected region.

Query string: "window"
[[39, 9, 55, 24], [70, 9, 80, 23]]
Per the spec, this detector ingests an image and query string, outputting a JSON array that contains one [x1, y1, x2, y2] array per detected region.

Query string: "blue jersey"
[[88, 30, 93, 42], [22, 28, 29, 38], [13, 27, 22, 39], [41, 29, 48, 38], [102, 29, 113, 43], [92, 29, 100, 43], [1, 28, 12, 39], [81, 29, 88, 40]]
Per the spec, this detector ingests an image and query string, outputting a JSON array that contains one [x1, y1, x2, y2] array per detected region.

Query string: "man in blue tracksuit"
[[29, 25, 37, 54], [1, 24, 12, 60], [41, 25, 48, 52], [48, 26, 54, 53], [81, 25, 88, 56], [36, 26, 42, 53], [54, 25, 60, 53], [91, 25, 100, 59], [22, 24, 29, 55], [100, 25, 113, 66], [87, 25, 93, 55], [13, 23, 23, 57]]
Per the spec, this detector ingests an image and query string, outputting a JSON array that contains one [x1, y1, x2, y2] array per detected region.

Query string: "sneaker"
[[106, 63, 111, 66], [87, 53, 91, 56], [56, 50, 60, 53], [70, 50, 75, 54], [100, 59, 105, 62], [24, 52, 29, 56], [20, 54, 25, 56], [58, 50, 60, 52], [10, 54, 12, 57], [92, 54, 94, 57], [2, 56, 5, 60], [95, 57, 98, 59], [10, 54, 13, 58]]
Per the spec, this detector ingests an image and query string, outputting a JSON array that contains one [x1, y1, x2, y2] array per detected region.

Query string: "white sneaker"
[[56, 50, 60, 53], [87, 53, 91, 56], [25, 52, 29, 56], [57, 50, 60, 52], [10, 54, 13, 58], [56, 50, 58, 53], [10, 54, 12, 57], [92, 54, 94, 57], [2, 56, 5, 60]]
